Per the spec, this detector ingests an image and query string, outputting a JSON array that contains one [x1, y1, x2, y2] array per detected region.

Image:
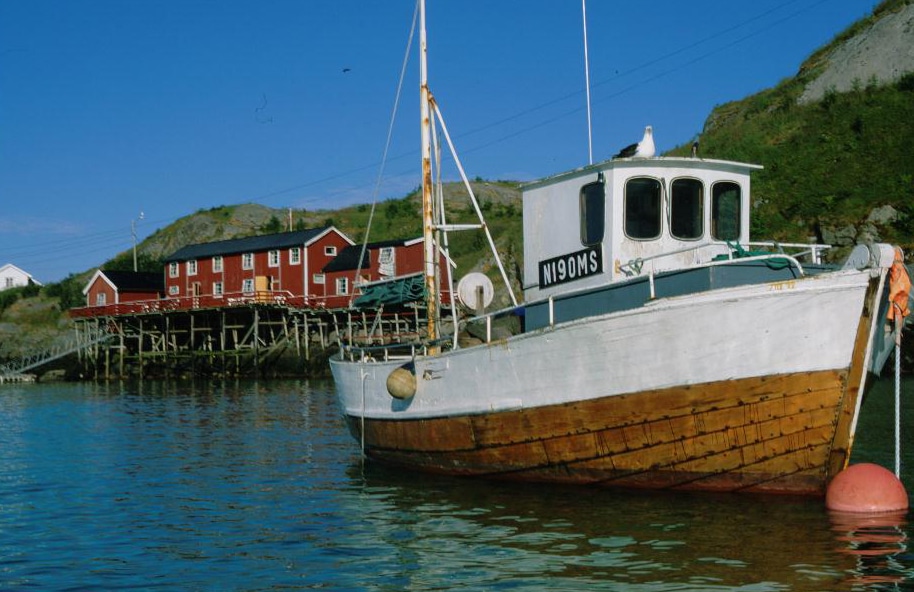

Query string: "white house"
[[0, 264, 41, 291]]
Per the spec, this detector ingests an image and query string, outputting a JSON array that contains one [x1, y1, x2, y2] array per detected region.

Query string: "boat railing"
[[337, 241, 835, 360]]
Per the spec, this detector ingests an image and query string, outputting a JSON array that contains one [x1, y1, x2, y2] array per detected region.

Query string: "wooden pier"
[[69, 301, 427, 380]]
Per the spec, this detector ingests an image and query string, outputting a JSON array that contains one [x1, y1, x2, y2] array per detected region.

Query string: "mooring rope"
[[895, 309, 903, 478]]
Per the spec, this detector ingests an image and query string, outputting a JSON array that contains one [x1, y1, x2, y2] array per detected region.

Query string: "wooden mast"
[[419, 0, 438, 345]]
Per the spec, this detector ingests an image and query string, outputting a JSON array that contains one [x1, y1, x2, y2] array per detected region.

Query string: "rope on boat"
[[895, 309, 902, 478], [888, 247, 910, 478]]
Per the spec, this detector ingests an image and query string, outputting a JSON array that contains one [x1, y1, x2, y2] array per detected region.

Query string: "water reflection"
[[336, 463, 874, 591], [830, 510, 910, 588]]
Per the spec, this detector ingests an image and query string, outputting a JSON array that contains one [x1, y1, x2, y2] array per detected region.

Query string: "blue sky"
[[0, 0, 878, 283]]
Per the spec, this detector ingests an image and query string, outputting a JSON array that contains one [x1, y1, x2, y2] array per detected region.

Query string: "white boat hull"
[[330, 268, 886, 494]]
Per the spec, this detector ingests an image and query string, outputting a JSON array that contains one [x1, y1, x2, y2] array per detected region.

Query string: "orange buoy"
[[826, 463, 909, 513]]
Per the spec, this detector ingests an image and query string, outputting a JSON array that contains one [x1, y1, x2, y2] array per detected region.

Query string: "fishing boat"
[[329, 1, 911, 495]]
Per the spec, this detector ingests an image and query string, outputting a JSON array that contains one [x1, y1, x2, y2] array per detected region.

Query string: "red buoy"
[[826, 463, 909, 513]]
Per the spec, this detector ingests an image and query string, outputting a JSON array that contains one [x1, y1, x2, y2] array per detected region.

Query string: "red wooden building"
[[320, 237, 453, 309], [81, 270, 164, 315], [161, 227, 354, 309]]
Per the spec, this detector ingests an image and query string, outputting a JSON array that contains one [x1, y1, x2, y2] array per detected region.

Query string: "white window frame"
[[313, 273, 325, 285], [213, 281, 224, 297], [242, 278, 254, 294], [95, 292, 107, 306], [289, 247, 301, 265], [242, 253, 254, 270], [324, 245, 337, 257], [212, 255, 223, 273], [336, 277, 349, 295], [169, 285, 179, 296], [169, 262, 179, 278], [187, 260, 198, 276], [268, 249, 280, 267]]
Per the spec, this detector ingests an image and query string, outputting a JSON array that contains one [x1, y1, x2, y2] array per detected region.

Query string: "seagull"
[[613, 125, 655, 159]]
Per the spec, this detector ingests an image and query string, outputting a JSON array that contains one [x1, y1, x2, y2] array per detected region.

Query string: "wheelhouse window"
[[579, 180, 605, 246], [670, 178, 703, 240], [289, 247, 301, 265], [242, 253, 254, 270], [624, 177, 662, 240], [712, 182, 742, 241], [212, 256, 223, 273]]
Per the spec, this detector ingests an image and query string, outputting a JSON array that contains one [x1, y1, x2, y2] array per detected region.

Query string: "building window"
[[213, 281, 223, 297], [325, 246, 337, 257], [191, 282, 202, 297], [289, 247, 301, 265], [712, 182, 742, 241], [169, 262, 179, 278], [95, 293, 107, 306], [670, 178, 704, 240], [624, 177, 662, 240], [169, 285, 179, 296], [242, 253, 254, 270], [212, 256, 223, 273], [579, 179, 605, 246], [313, 273, 325, 285], [336, 277, 349, 295], [268, 249, 280, 267], [187, 260, 198, 276], [242, 279, 254, 294]]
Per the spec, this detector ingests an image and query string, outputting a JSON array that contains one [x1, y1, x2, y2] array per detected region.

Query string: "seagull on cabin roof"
[[613, 125, 655, 159]]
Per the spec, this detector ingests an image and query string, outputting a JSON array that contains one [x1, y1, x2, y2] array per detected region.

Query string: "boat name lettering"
[[538, 246, 602, 289]]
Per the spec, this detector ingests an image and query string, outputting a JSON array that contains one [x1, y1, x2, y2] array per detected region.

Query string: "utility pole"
[[132, 211, 144, 271]]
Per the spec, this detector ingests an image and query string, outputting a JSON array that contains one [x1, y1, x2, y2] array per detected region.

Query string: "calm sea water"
[[1, 377, 913, 591]]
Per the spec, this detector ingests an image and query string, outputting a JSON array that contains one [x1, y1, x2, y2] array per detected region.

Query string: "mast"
[[420, 0, 439, 344]]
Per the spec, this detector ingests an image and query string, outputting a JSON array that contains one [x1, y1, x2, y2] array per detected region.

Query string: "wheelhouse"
[[522, 157, 762, 302]]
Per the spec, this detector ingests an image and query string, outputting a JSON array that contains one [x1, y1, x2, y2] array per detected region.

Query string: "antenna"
[[582, 0, 594, 165]]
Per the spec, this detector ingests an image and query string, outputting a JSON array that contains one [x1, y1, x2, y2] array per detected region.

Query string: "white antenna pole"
[[582, 0, 594, 165]]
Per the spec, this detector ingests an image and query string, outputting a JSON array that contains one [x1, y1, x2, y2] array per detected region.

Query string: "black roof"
[[101, 271, 164, 292], [321, 239, 411, 273], [164, 228, 334, 263]]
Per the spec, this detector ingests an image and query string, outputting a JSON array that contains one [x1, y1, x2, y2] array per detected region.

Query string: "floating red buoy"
[[826, 463, 909, 513]]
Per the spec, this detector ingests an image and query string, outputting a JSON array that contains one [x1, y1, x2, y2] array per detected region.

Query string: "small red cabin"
[[80, 270, 164, 315], [320, 238, 453, 309]]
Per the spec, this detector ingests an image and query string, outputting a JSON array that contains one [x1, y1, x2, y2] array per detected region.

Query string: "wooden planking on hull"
[[347, 369, 851, 493]]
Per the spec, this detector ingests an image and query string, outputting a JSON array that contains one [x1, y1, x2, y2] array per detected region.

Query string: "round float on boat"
[[386, 365, 417, 399], [826, 463, 909, 513], [457, 272, 494, 313]]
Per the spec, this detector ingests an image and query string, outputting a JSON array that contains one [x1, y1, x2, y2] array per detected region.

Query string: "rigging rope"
[[349, 0, 420, 308]]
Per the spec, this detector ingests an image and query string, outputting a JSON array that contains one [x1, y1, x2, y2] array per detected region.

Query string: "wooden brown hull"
[[346, 369, 864, 495]]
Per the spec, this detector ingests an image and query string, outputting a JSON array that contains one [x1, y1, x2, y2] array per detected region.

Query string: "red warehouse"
[[162, 227, 354, 309]]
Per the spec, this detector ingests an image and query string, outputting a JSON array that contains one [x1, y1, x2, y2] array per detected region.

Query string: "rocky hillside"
[[673, 0, 914, 261]]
